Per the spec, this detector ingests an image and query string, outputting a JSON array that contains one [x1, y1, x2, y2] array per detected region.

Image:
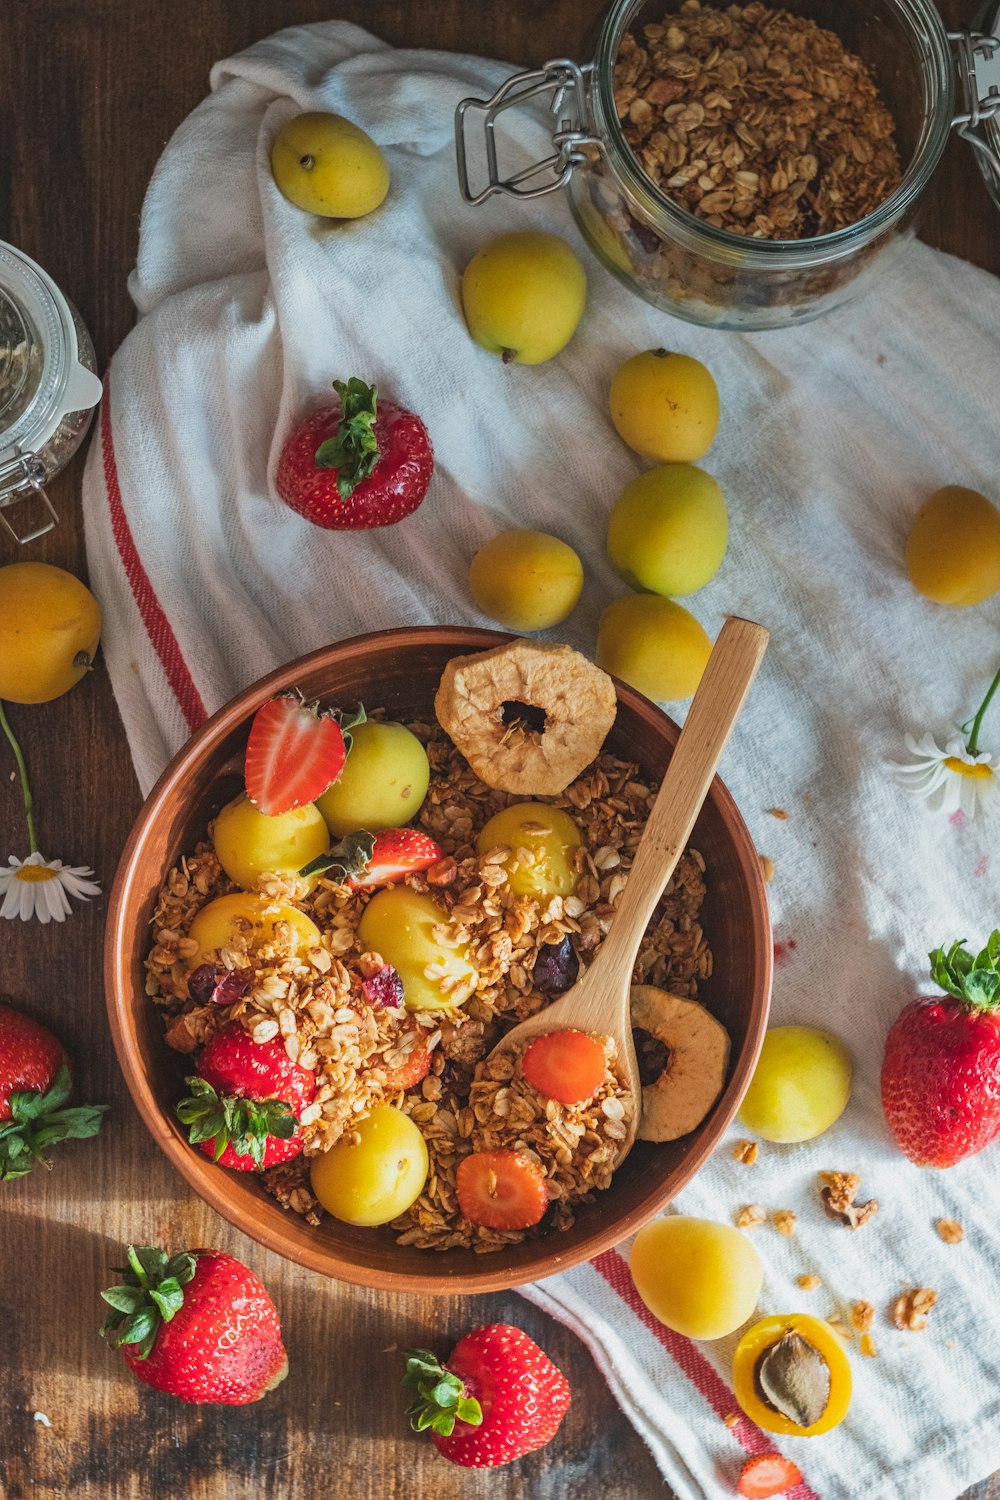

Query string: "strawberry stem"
[[401, 1348, 483, 1436], [929, 931, 1000, 1011], [314, 379, 381, 499], [0, 1063, 107, 1179], [101, 1245, 198, 1360], [175, 1077, 298, 1170]]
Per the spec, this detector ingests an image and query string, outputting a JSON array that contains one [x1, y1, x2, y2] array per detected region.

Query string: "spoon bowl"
[[490, 616, 769, 1163]]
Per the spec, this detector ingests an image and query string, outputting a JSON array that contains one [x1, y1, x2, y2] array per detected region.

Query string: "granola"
[[936, 1217, 964, 1245], [615, 0, 901, 241], [891, 1287, 937, 1331], [144, 726, 714, 1254], [818, 1169, 879, 1229]]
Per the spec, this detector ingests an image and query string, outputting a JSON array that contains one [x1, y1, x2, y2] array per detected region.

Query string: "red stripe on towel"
[[591, 1248, 821, 1500], [100, 377, 208, 732]]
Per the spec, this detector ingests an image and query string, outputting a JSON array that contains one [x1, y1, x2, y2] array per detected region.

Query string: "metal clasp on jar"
[[455, 59, 600, 204], [949, 27, 1000, 177], [0, 452, 59, 544]]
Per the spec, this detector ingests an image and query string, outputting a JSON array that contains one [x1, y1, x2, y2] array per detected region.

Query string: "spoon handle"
[[595, 616, 769, 978]]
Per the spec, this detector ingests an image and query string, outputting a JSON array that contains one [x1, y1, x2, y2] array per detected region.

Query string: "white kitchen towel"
[[82, 20, 1000, 1500]]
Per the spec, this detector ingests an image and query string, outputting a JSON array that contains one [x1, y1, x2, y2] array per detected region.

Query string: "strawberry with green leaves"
[[403, 1323, 570, 1468], [101, 1244, 288, 1404], [881, 931, 1000, 1167], [245, 694, 364, 816], [0, 1003, 107, 1179], [302, 827, 441, 888], [176, 1021, 316, 1171], [275, 377, 434, 531]]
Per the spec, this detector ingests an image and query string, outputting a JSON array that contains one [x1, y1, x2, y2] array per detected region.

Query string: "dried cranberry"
[[187, 964, 219, 1004], [211, 969, 251, 1006], [532, 937, 579, 996], [362, 964, 405, 1009], [187, 963, 250, 1006]]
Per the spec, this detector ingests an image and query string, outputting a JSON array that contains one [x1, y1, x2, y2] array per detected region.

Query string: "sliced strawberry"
[[521, 1029, 607, 1107], [456, 1149, 549, 1231], [304, 827, 442, 888], [245, 695, 363, 816], [352, 828, 442, 889], [737, 1453, 803, 1498], [381, 1040, 433, 1092]]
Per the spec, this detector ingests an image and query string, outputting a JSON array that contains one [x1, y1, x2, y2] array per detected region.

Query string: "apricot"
[[212, 795, 328, 891], [607, 463, 728, 597], [597, 595, 712, 701], [469, 530, 583, 631], [630, 1215, 763, 1339], [738, 1026, 852, 1143], [609, 350, 720, 463], [0, 562, 101, 704], [270, 111, 389, 219], [905, 485, 1000, 606], [461, 232, 586, 365], [316, 721, 430, 838]]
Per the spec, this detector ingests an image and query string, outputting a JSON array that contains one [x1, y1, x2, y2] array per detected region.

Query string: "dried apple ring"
[[434, 638, 617, 796], [630, 985, 730, 1141]]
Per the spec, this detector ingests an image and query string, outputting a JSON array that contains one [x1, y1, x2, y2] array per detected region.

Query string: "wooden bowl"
[[105, 626, 771, 1294]]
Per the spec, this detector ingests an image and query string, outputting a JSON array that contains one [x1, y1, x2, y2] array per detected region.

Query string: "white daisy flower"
[[0, 852, 102, 924], [890, 732, 996, 819]]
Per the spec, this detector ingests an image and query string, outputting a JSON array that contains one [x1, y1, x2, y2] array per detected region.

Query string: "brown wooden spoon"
[[489, 615, 769, 1164]]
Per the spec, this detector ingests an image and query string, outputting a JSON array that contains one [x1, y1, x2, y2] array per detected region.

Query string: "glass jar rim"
[[0, 242, 76, 458], [591, 0, 956, 263]]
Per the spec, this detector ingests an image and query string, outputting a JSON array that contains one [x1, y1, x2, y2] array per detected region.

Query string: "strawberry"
[[737, 1453, 803, 1498], [302, 827, 442, 888], [881, 932, 1000, 1167], [245, 694, 365, 816], [402, 1323, 570, 1468], [175, 1021, 316, 1171], [101, 1244, 288, 1404], [455, 1149, 549, 1230], [0, 1003, 107, 1179], [522, 1029, 607, 1106], [275, 377, 433, 531]]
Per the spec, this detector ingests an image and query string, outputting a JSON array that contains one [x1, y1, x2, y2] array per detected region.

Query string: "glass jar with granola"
[[456, 0, 1000, 330], [0, 241, 103, 544]]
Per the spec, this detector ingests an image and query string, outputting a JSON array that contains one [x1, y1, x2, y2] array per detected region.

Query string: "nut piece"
[[851, 1300, 875, 1334], [859, 1334, 877, 1359], [759, 855, 775, 882], [733, 1138, 759, 1165], [434, 638, 617, 795], [936, 1218, 964, 1245], [818, 1169, 879, 1230], [797, 1273, 822, 1292], [773, 1209, 797, 1237], [631, 985, 731, 1142], [737, 1203, 766, 1229], [891, 1287, 937, 1332]]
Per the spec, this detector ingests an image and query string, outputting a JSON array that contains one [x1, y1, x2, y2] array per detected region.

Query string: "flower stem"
[[0, 700, 38, 854], [966, 665, 1000, 756]]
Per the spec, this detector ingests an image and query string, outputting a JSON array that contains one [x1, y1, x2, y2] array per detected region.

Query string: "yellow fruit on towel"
[[271, 111, 389, 219]]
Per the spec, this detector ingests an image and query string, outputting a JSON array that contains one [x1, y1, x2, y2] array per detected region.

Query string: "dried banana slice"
[[434, 638, 617, 796], [631, 985, 730, 1142]]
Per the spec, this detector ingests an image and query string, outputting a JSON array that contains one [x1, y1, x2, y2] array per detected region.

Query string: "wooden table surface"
[[2, 3, 998, 1497]]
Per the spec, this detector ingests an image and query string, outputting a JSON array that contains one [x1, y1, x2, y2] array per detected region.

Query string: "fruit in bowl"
[[105, 627, 770, 1292]]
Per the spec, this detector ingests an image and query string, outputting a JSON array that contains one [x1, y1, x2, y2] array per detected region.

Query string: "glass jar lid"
[[0, 241, 76, 460]]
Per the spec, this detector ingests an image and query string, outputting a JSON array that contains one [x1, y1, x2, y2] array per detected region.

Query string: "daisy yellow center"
[[944, 757, 994, 781], [14, 865, 58, 884]]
